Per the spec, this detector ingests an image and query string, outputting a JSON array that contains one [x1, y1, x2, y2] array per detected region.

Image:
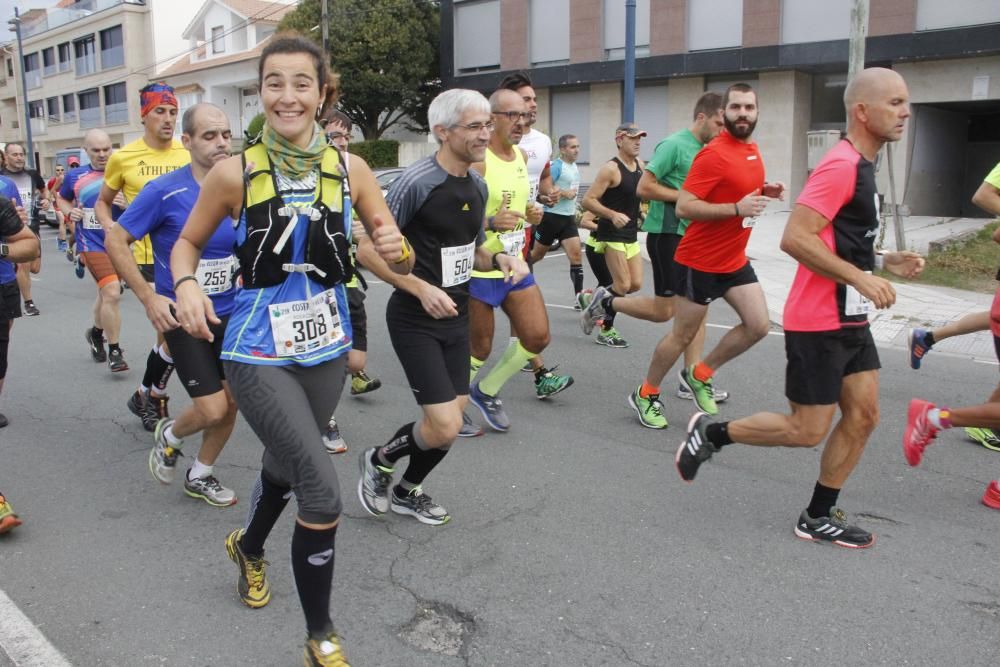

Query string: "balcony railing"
[[43, 64, 56, 77], [22, 0, 145, 39], [25, 70, 41, 89], [104, 102, 127, 125], [63, 110, 76, 124], [100, 46, 123, 70], [76, 54, 97, 77], [79, 107, 101, 129], [29, 117, 46, 135]]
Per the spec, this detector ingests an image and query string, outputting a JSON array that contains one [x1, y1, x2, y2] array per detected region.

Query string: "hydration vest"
[[238, 143, 353, 289]]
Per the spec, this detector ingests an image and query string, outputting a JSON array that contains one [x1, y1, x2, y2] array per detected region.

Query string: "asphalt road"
[[1, 230, 998, 666]]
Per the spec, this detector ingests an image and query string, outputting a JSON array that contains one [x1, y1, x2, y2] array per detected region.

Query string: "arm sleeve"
[[0, 198, 25, 237], [680, 146, 724, 200], [795, 157, 857, 222], [116, 181, 162, 240]]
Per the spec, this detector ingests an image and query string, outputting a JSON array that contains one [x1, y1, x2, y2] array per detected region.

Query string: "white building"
[[158, 0, 294, 144]]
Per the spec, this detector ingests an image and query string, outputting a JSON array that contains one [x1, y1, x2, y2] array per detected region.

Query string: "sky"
[[3, 0, 56, 38]]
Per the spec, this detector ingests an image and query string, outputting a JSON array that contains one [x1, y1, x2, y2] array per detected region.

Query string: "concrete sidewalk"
[[747, 209, 996, 364]]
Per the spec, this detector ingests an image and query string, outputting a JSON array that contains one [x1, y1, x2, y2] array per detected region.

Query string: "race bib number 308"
[[269, 289, 344, 357]]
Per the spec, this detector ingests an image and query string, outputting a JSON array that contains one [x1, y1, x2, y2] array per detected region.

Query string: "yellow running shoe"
[[225, 528, 270, 608], [304, 632, 350, 666], [0, 495, 22, 534]]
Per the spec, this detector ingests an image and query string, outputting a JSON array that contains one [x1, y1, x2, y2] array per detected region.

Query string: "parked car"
[[373, 167, 404, 198]]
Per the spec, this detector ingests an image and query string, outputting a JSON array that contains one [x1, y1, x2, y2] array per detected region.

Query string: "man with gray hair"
[[107, 103, 240, 507], [357, 88, 529, 524]]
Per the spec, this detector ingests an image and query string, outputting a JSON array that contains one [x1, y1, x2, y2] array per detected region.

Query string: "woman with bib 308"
[[171, 34, 411, 666]]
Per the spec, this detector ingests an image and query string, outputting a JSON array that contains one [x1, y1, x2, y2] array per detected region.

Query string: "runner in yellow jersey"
[[465, 89, 572, 434], [97, 82, 190, 431]]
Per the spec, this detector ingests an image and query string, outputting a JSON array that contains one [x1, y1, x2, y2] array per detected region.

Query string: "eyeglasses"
[[450, 121, 495, 133], [492, 111, 531, 121], [326, 131, 349, 141]]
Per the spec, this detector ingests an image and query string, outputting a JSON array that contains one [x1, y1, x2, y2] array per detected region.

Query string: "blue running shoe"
[[908, 328, 933, 370]]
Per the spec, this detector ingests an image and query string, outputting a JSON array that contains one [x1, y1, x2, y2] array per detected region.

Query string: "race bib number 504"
[[269, 289, 344, 357], [440, 241, 475, 287]]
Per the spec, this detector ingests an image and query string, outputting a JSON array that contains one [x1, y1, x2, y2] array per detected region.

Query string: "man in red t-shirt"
[[632, 83, 783, 424], [675, 68, 924, 548]]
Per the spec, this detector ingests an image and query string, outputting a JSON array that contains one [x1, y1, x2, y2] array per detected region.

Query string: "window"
[[62, 93, 76, 123], [58, 43, 71, 72], [550, 88, 591, 164], [104, 82, 128, 124], [100, 26, 124, 70], [530, 0, 570, 65], [917, 0, 1000, 30], [811, 72, 847, 128], [634, 84, 668, 161], [604, 0, 650, 60], [454, 0, 500, 74], [705, 74, 759, 95], [42, 47, 56, 77], [781, 0, 850, 44], [75, 36, 97, 76], [211, 26, 225, 54], [688, 0, 743, 51], [78, 88, 101, 129], [5, 57, 12, 78], [46, 97, 60, 123], [28, 100, 45, 134], [23, 52, 41, 89]]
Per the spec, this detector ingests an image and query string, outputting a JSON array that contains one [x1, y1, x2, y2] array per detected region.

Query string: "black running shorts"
[[0, 280, 20, 321], [139, 263, 155, 284], [675, 261, 758, 305], [785, 326, 880, 405], [163, 315, 228, 398], [387, 294, 469, 406], [534, 212, 578, 247], [646, 232, 683, 298]]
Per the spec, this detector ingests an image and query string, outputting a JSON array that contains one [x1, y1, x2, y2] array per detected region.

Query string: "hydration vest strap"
[[282, 262, 327, 278]]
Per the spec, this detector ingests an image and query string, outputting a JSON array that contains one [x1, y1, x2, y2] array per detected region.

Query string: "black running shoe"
[[85, 328, 107, 363], [127, 390, 159, 432], [108, 348, 128, 373], [793, 506, 875, 549], [23, 301, 39, 317], [675, 412, 718, 482]]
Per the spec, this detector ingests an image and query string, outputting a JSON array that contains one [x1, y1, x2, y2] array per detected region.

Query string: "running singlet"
[[543, 158, 579, 217], [222, 168, 353, 367], [674, 130, 765, 273], [783, 140, 880, 332], [0, 169, 44, 222], [519, 128, 552, 203], [594, 157, 642, 244], [642, 129, 704, 235], [386, 155, 487, 321], [471, 147, 530, 280], [117, 165, 237, 316], [60, 166, 113, 253], [985, 161, 1000, 190], [0, 178, 23, 284], [103, 137, 190, 265]]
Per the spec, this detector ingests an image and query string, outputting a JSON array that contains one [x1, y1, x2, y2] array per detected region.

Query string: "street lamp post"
[[622, 0, 636, 123], [8, 7, 35, 169]]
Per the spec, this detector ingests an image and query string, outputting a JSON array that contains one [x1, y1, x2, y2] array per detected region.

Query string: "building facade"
[[0, 0, 201, 174], [442, 0, 1000, 217], [158, 0, 293, 146]]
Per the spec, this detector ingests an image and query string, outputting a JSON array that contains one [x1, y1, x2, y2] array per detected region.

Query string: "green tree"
[[279, 0, 440, 140]]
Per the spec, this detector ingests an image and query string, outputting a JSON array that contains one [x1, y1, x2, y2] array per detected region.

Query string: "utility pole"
[[321, 0, 329, 55], [8, 7, 35, 169], [622, 0, 636, 123]]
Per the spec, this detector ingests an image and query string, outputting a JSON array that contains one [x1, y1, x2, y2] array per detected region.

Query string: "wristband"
[[491, 252, 506, 271], [733, 203, 740, 217], [874, 252, 885, 271], [939, 408, 952, 429], [487, 216, 496, 232], [393, 236, 412, 264], [173, 274, 198, 290]]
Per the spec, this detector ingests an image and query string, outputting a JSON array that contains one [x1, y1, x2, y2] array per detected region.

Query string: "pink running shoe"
[[982, 480, 1000, 510], [903, 399, 938, 466]]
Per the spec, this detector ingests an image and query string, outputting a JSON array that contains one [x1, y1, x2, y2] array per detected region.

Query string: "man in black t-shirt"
[[356, 89, 529, 525], [1, 142, 46, 316]]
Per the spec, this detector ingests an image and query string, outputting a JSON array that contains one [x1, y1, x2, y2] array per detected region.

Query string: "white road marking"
[[0, 587, 73, 666]]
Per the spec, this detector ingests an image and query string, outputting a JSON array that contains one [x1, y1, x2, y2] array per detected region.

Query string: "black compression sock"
[[706, 422, 733, 447], [92, 326, 104, 342], [240, 473, 291, 556], [806, 482, 841, 519], [570, 264, 584, 295], [291, 522, 337, 640], [141, 348, 165, 390], [377, 422, 417, 466], [108, 343, 121, 353], [401, 447, 449, 487], [924, 331, 936, 347]]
